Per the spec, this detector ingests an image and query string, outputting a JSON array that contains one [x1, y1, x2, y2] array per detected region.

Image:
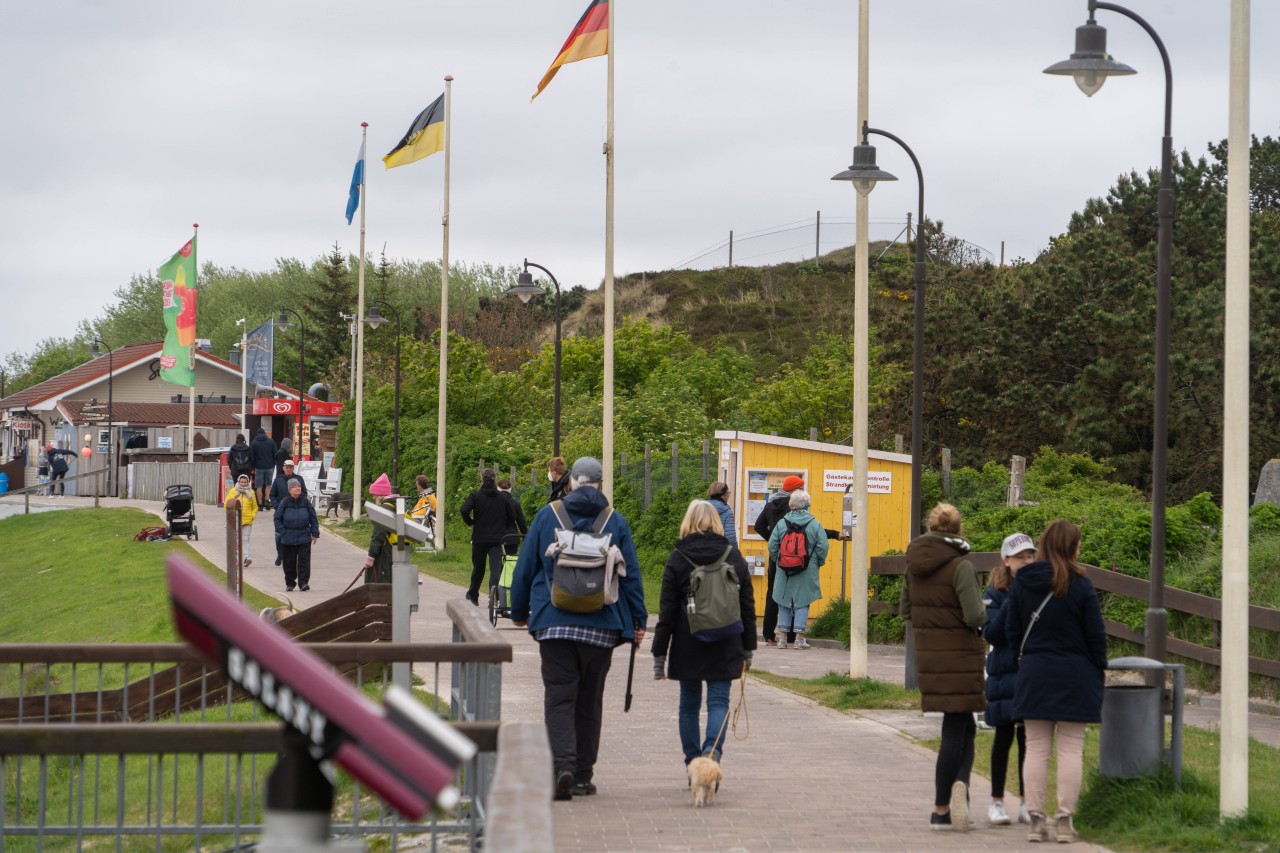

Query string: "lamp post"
[[364, 300, 402, 488], [505, 259, 562, 457], [832, 121, 926, 540], [1046, 0, 1172, 664], [90, 338, 113, 498], [276, 308, 306, 460]]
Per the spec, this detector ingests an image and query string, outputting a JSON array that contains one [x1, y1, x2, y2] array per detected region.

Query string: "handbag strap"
[[1018, 592, 1055, 660]]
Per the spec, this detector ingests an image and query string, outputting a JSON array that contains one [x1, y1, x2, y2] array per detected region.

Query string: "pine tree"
[[301, 243, 357, 387]]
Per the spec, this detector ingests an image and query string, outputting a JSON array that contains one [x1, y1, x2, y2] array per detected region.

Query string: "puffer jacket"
[[982, 583, 1017, 726], [708, 497, 737, 546], [274, 494, 318, 546], [224, 485, 258, 526], [901, 531, 987, 714]]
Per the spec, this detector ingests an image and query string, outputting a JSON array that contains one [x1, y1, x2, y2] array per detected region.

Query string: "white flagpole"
[[435, 75, 453, 550], [188, 223, 199, 464], [849, 0, 870, 679], [353, 122, 369, 521], [238, 319, 247, 429], [602, 0, 616, 499]]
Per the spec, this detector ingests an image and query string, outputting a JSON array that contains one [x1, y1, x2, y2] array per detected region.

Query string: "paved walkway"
[[7, 494, 1280, 851]]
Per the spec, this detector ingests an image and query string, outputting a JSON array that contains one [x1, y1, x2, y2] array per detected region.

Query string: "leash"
[[707, 660, 750, 757], [341, 563, 367, 595]]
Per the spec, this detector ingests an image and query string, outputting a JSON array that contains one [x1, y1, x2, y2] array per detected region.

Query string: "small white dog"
[[259, 595, 297, 624], [688, 756, 722, 807]]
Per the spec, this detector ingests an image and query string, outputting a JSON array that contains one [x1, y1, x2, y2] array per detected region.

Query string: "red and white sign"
[[823, 469, 893, 494], [251, 399, 345, 417], [7, 419, 33, 430]]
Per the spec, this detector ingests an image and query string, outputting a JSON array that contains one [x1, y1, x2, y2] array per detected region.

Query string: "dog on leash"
[[324, 492, 354, 518], [260, 595, 297, 624], [688, 756, 722, 807]]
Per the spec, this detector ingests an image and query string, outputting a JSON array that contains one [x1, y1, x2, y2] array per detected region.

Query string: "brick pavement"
[[13, 494, 1280, 851]]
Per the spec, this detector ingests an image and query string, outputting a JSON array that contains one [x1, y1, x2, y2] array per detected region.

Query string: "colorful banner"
[[532, 0, 608, 100], [244, 320, 275, 388], [159, 235, 198, 387]]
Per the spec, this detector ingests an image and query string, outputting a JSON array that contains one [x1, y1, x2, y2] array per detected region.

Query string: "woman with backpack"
[[765, 489, 829, 649], [652, 500, 756, 767]]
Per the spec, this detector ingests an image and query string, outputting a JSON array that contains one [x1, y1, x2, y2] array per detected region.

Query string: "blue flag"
[[345, 137, 366, 224]]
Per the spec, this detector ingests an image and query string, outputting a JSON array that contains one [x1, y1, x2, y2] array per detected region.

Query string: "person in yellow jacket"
[[410, 475, 437, 529], [224, 473, 259, 568]]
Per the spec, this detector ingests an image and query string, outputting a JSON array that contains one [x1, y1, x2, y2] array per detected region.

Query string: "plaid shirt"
[[534, 625, 623, 648]]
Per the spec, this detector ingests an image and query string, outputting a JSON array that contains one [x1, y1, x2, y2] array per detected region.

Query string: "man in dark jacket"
[[270, 459, 306, 567], [44, 443, 78, 496], [547, 456, 571, 504], [227, 434, 253, 484], [249, 428, 277, 508], [753, 475, 843, 645], [509, 457, 647, 800], [460, 469, 518, 605]]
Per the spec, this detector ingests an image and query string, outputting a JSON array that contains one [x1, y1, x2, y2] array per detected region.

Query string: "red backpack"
[[776, 519, 810, 576]]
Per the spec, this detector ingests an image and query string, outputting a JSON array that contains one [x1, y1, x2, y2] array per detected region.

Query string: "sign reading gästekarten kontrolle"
[[823, 470, 892, 494]]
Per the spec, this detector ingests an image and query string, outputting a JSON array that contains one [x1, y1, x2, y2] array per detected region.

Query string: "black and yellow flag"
[[383, 93, 445, 169]]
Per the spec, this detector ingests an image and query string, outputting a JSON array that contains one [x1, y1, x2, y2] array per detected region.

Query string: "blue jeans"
[[777, 604, 810, 634], [679, 679, 731, 764]]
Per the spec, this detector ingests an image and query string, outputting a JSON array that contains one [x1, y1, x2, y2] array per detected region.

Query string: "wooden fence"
[[870, 553, 1280, 681], [128, 460, 221, 504]]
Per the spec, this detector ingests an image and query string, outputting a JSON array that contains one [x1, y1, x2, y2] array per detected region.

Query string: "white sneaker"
[[950, 781, 970, 833], [776, 639, 788, 649], [1018, 803, 1031, 824], [794, 636, 812, 650], [988, 801, 1011, 826]]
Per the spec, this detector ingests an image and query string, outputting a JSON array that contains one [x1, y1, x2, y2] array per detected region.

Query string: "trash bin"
[[0, 471, 8, 495], [1100, 656, 1185, 783]]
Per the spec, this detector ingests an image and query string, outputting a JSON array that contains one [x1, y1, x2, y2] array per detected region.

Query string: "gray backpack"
[[678, 547, 743, 642], [544, 501, 622, 614]]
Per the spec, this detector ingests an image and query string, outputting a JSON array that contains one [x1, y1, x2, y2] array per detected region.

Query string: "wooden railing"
[[870, 553, 1280, 681]]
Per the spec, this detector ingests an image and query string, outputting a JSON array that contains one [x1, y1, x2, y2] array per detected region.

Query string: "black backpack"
[[229, 444, 252, 471]]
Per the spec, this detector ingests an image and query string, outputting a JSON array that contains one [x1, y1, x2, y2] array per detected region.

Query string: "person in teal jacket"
[[509, 457, 647, 802], [765, 489, 829, 649]]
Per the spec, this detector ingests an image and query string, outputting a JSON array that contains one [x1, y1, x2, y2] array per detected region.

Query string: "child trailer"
[[489, 533, 523, 626], [164, 484, 199, 540]]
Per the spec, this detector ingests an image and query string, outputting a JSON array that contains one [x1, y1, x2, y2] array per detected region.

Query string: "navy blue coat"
[[274, 495, 319, 546], [1003, 561, 1107, 723], [250, 432, 277, 470], [982, 583, 1018, 727]]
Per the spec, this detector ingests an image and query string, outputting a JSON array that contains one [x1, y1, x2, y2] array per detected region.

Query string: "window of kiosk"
[[743, 468, 806, 540]]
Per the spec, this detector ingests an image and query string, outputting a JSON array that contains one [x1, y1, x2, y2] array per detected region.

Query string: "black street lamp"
[[90, 338, 113, 497], [276, 308, 306, 460], [364, 300, 402, 488], [832, 121, 926, 539], [506, 259, 562, 456], [1046, 0, 1172, 663]]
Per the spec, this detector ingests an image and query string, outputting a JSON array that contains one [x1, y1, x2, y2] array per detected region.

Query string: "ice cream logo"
[[163, 279, 176, 309], [159, 355, 178, 368], [177, 240, 193, 259]]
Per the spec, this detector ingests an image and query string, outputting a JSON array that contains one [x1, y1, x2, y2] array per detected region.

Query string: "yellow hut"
[[712, 430, 912, 621]]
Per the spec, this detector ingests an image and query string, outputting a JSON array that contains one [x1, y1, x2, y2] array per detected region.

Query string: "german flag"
[[532, 0, 608, 101], [383, 93, 445, 170]]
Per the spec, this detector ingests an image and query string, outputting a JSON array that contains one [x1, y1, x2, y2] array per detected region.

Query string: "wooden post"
[[621, 451, 628, 478], [895, 434, 904, 454], [941, 447, 952, 496], [728, 230, 734, 268], [1008, 455, 1026, 507], [810, 427, 819, 441], [643, 444, 652, 510], [509, 465, 517, 486], [671, 441, 679, 492], [701, 439, 709, 481]]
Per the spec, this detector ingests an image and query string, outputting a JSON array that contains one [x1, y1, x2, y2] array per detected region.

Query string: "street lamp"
[[1046, 0, 1172, 664], [364, 300, 402, 488], [90, 338, 113, 498], [505, 259, 562, 457], [276, 308, 306, 460], [832, 121, 926, 539]]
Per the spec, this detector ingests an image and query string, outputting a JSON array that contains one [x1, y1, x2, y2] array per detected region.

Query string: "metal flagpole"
[[238, 319, 247, 430], [849, 0, 870, 679], [435, 75, 453, 550], [188, 223, 199, 464], [602, 0, 616, 500], [353, 122, 369, 521]]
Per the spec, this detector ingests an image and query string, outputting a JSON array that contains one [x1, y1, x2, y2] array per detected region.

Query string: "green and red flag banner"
[[159, 234, 198, 387], [532, 0, 608, 101]]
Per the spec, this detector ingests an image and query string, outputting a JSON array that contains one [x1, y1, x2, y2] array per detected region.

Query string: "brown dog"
[[688, 756, 722, 807], [324, 493, 354, 518], [260, 595, 297, 624]]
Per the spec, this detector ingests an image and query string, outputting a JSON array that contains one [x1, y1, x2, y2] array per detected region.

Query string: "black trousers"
[[936, 711, 976, 806], [990, 722, 1026, 798], [468, 540, 503, 599], [539, 639, 614, 784], [50, 470, 68, 495], [281, 542, 312, 589], [762, 560, 796, 643]]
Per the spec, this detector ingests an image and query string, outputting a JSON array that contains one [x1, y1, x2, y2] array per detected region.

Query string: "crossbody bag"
[[1017, 592, 1055, 664]]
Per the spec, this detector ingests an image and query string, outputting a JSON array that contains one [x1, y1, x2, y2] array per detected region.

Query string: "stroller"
[[488, 533, 523, 626], [164, 484, 199, 540]]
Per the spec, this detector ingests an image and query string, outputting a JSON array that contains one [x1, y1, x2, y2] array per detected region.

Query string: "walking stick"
[[624, 641, 637, 712]]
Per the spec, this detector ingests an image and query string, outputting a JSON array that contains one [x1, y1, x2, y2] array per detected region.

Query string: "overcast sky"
[[2, 1, 1276, 363]]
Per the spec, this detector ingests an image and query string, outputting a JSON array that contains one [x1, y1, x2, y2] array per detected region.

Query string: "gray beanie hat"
[[570, 457, 603, 485], [287, 477, 303, 489]]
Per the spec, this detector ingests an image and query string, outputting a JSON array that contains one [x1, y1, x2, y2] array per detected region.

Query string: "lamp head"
[[505, 270, 544, 305], [1044, 17, 1136, 97], [831, 142, 897, 197], [364, 304, 389, 328], [91, 341, 102, 358], [276, 310, 294, 332]]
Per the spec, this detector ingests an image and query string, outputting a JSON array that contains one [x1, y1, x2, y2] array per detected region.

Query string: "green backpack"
[[678, 546, 743, 643]]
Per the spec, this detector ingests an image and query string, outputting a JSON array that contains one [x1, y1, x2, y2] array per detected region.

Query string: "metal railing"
[[0, 624, 517, 850]]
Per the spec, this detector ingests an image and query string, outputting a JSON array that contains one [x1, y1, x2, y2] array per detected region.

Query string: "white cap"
[[1000, 532, 1035, 559]]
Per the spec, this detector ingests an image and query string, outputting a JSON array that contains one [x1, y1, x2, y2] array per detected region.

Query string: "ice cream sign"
[[823, 469, 892, 494]]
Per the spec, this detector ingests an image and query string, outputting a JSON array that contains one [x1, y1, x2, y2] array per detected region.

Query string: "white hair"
[[788, 490, 811, 510]]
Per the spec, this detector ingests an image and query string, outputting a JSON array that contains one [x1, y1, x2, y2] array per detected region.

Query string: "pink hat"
[[369, 473, 393, 496]]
